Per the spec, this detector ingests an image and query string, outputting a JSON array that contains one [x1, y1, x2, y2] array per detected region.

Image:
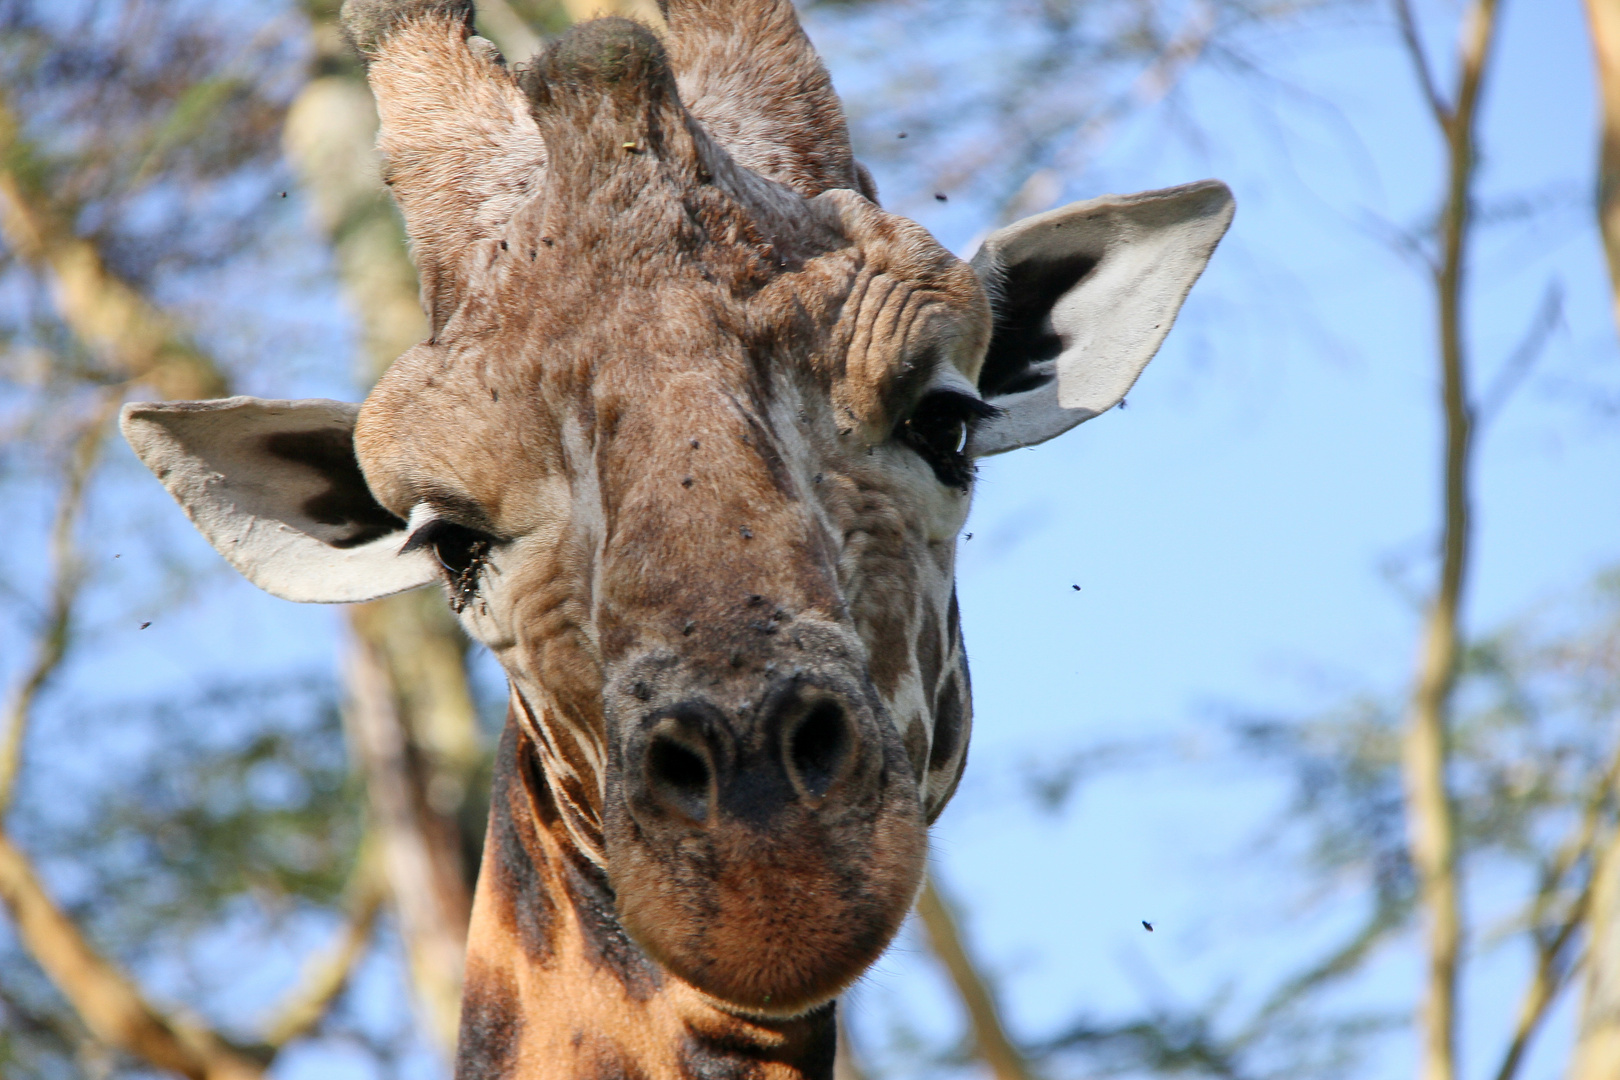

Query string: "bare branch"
[[1583, 0, 1620, 334], [284, 17, 485, 1051], [0, 829, 266, 1080], [1568, 8, 1620, 1073], [915, 873, 1037, 1080], [0, 392, 120, 816], [1398, 3, 1502, 1080], [341, 626, 469, 1051], [260, 842, 386, 1049], [1393, 0, 1451, 129], [1491, 737, 1620, 1080], [1477, 281, 1563, 425], [1570, 726, 1620, 1079]]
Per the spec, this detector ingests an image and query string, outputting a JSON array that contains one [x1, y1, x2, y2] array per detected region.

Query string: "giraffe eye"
[[897, 389, 1000, 490], [402, 518, 495, 613]]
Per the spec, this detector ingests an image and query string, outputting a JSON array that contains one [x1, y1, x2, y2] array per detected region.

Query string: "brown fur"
[[339, 0, 987, 1073]]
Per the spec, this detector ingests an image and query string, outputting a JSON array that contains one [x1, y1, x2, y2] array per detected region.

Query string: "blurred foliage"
[[0, 0, 298, 296], [952, 569, 1620, 1080], [0, 676, 363, 1077], [39, 678, 360, 946]]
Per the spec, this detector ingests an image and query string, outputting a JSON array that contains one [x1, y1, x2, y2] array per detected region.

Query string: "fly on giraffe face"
[[122, 1, 1232, 1074]]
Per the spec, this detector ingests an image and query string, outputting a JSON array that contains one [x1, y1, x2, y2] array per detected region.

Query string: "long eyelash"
[[898, 389, 1001, 490], [930, 390, 1003, 427], [401, 519, 494, 613], [399, 523, 438, 555]]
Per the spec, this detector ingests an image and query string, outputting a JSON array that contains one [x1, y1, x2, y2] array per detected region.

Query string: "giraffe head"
[[122, 0, 1230, 1018]]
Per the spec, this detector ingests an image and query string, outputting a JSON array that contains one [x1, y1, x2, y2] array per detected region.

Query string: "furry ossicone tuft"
[[339, 0, 475, 60], [518, 18, 677, 112]]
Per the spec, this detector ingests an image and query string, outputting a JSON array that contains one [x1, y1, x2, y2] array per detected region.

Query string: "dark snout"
[[603, 653, 926, 1014], [634, 680, 869, 828]]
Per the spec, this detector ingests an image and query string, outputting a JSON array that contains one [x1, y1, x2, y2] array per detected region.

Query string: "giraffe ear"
[[121, 397, 438, 603], [966, 180, 1234, 457]]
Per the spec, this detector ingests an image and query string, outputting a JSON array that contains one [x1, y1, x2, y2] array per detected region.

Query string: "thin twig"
[[1490, 737, 1620, 1080], [0, 393, 120, 817], [1477, 281, 1563, 425], [260, 841, 386, 1048], [915, 872, 1037, 1080], [1393, 0, 1451, 128]]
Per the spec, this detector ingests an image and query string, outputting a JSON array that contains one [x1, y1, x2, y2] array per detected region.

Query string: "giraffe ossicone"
[[122, 1, 1232, 1074]]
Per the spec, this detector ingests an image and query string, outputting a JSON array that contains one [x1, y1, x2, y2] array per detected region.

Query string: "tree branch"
[[1477, 280, 1563, 425], [1570, 725, 1620, 1079], [341, 628, 470, 1051], [260, 841, 386, 1049], [1490, 736, 1620, 1080], [0, 830, 266, 1080], [284, 18, 486, 1054], [0, 394, 118, 816], [0, 99, 227, 401], [1583, 0, 1620, 334], [1393, 0, 1451, 129], [915, 873, 1037, 1080], [1398, 3, 1502, 1080]]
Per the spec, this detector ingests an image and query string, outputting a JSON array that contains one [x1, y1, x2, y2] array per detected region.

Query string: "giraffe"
[[120, 0, 1233, 1075]]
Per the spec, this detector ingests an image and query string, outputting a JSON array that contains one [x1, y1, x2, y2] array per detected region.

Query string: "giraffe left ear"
[[121, 397, 439, 603], [967, 180, 1234, 457]]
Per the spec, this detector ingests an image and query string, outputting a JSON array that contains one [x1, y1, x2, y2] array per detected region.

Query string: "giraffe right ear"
[[967, 180, 1233, 457], [121, 397, 439, 603]]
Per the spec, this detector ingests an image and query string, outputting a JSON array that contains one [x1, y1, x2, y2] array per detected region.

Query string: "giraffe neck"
[[455, 718, 839, 1080]]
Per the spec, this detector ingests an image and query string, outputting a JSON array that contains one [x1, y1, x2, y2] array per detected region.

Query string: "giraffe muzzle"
[[634, 679, 867, 828], [603, 668, 926, 1014]]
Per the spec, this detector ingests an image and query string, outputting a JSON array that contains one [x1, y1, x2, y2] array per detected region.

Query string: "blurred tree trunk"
[[1573, 8, 1620, 1077], [1571, 825, 1620, 1080], [279, 0, 666, 1051], [1584, 0, 1620, 330]]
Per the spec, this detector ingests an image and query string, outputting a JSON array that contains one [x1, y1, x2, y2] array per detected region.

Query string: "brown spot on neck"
[[457, 718, 838, 1079]]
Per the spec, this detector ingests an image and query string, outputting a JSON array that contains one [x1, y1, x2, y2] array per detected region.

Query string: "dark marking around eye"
[[262, 429, 403, 548], [980, 251, 1099, 398], [896, 390, 1000, 489], [402, 518, 495, 612]]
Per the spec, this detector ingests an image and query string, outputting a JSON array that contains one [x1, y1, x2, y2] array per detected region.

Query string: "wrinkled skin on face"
[[351, 14, 987, 1012]]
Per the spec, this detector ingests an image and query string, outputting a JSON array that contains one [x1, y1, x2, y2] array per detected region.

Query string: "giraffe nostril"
[[788, 700, 849, 799], [647, 734, 711, 822]]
